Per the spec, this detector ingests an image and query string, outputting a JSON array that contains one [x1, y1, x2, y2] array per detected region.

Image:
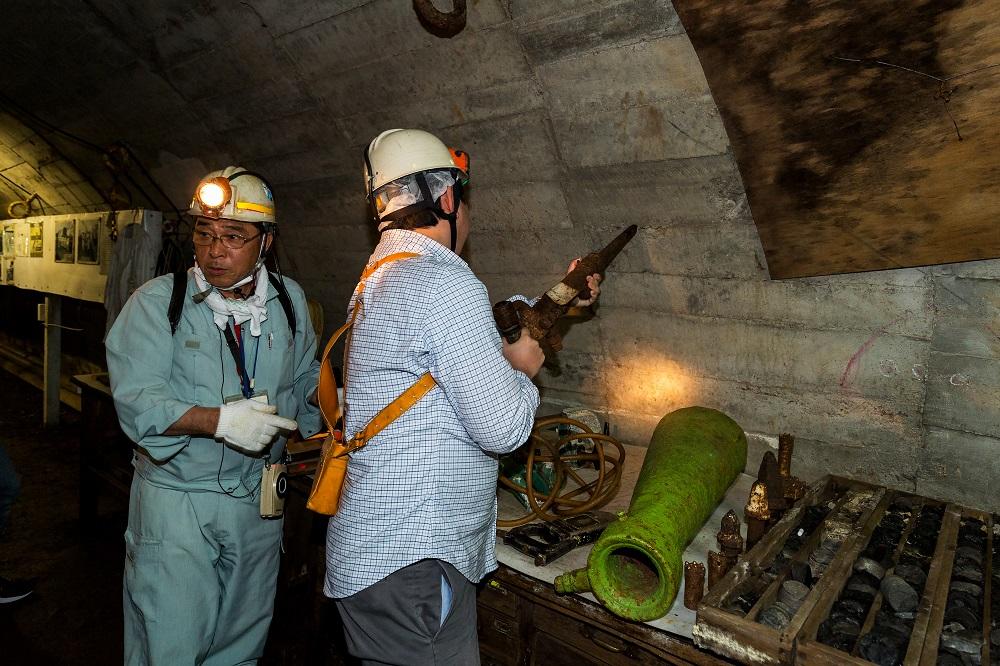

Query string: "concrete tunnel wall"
[[0, 0, 997, 510]]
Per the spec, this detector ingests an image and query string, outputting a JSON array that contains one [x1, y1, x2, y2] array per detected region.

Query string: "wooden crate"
[[696, 473, 996, 666], [794, 496, 954, 666], [693, 476, 885, 664], [916, 507, 993, 666]]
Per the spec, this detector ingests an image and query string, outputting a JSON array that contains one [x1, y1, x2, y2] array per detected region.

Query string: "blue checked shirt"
[[324, 230, 540, 598]]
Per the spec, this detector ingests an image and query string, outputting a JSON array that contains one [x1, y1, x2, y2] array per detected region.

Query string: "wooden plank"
[[671, 0, 1000, 278], [983, 514, 993, 666], [913, 505, 962, 666]]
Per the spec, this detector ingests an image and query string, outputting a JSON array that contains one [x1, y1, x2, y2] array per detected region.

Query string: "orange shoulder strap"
[[316, 252, 437, 451]]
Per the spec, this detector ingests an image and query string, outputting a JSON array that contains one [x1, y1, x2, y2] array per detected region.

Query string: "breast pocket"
[[176, 333, 218, 404], [264, 327, 296, 386]]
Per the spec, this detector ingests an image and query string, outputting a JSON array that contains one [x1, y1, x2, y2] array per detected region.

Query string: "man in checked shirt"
[[324, 129, 602, 664]]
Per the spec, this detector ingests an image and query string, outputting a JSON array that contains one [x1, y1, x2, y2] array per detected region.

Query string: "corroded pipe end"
[[554, 568, 592, 594], [684, 561, 706, 610]]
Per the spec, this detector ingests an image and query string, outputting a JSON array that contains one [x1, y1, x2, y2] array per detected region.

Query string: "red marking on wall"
[[839, 317, 904, 389]]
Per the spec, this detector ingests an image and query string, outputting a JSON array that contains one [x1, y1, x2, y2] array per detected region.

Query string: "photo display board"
[[0, 209, 161, 302]]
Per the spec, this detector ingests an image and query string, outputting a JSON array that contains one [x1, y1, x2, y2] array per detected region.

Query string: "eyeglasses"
[[192, 229, 262, 249]]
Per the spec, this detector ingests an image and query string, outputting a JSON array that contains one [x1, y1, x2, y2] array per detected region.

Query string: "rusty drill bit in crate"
[[707, 551, 730, 590], [745, 481, 771, 551], [684, 560, 706, 610]]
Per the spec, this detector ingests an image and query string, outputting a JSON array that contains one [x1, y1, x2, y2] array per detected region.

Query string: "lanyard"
[[222, 323, 259, 399]]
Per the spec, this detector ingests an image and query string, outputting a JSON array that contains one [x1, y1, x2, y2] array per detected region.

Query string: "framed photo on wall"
[[29, 221, 43, 258], [76, 217, 100, 264], [55, 219, 76, 263], [2, 225, 13, 256]]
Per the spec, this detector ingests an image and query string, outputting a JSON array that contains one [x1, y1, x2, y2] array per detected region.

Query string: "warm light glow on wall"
[[604, 348, 698, 417]]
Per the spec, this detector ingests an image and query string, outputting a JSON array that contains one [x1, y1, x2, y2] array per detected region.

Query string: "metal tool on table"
[[492, 224, 637, 352], [502, 511, 616, 566]]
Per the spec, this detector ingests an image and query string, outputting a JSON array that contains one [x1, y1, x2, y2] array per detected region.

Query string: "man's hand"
[[214, 398, 298, 454], [566, 258, 603, 307], [502, 330, 545, 379]]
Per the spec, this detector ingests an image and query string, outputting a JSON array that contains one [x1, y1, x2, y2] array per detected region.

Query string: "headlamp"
[[195, 177, 233, 218]]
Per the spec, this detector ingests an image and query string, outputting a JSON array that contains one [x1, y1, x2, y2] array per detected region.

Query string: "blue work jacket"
[[105, 269, 322, 498]]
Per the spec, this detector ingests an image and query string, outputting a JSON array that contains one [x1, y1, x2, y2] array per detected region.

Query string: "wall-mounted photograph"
[[77, 217, 100, 264], [55, 219, 76, 263], [29, 221, 43, 257], [2, 225, 13, 256]]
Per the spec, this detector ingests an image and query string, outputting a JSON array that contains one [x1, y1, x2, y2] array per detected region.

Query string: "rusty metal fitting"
[[717, 509, 744, 557], [413, 0, 467, 38], [684, 561, 706, 610], [758, 451, 786, 515], [785, 476, 807, 502], [707, 551, 730, 590], [745, 481, 770, 551], [777, 433, 794, 478]]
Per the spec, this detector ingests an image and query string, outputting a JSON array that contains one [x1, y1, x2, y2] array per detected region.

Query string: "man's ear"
[[438, 185, 456, 215], [263, 233, 274, 254]]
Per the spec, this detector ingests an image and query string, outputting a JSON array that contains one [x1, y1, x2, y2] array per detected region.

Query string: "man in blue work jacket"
[[106, 167, 321, 665]]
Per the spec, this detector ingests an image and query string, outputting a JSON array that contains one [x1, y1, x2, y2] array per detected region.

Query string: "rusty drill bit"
[[745, 481, 771, 551], [778, 433, 808, 504], [684, 561, 706, 610], [758, 450, 786, 517], [707, 551, 730, 590], [778, 433, 794, 478], [717, 509, 744, 558]]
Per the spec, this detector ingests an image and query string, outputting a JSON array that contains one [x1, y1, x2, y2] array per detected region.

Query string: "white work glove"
[[214, 399, 298, 454]]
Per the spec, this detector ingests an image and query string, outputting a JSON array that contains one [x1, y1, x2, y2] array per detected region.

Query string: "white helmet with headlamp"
[[190, 166, 276, 229], [363, 129, 469, 250], [189, 166, 277, 293]]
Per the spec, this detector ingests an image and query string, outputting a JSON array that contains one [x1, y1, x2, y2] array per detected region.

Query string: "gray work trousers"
[[335, 559, 481, 666]]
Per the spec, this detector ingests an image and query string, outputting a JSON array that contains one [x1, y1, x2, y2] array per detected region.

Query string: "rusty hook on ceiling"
[[413, 0, 467, 38]]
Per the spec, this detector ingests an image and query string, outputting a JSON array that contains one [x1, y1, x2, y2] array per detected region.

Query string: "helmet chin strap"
[[442, 179, 463, 253]]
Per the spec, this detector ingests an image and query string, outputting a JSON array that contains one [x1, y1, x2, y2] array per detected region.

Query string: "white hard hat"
[[364, 129, 468, 198], [189, 166, 275, 226]]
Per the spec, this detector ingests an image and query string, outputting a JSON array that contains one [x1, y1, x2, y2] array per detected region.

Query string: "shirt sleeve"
[[104, 280, 194, 462], [288, 285, 322, 438], [424, 272, 539, 454]]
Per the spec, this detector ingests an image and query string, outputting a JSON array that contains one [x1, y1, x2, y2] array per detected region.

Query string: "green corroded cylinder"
[[554, 406, 746, 621]]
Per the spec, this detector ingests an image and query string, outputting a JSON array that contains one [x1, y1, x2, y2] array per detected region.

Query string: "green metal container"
[[554, 406, 747, 621]]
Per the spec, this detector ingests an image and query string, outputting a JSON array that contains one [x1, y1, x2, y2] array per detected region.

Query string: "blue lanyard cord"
[[251, 334, 260, 385], [223, 324, 254, 399]]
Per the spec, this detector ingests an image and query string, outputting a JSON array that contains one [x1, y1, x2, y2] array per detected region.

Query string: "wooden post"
[[43, 294, 61, 426]]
